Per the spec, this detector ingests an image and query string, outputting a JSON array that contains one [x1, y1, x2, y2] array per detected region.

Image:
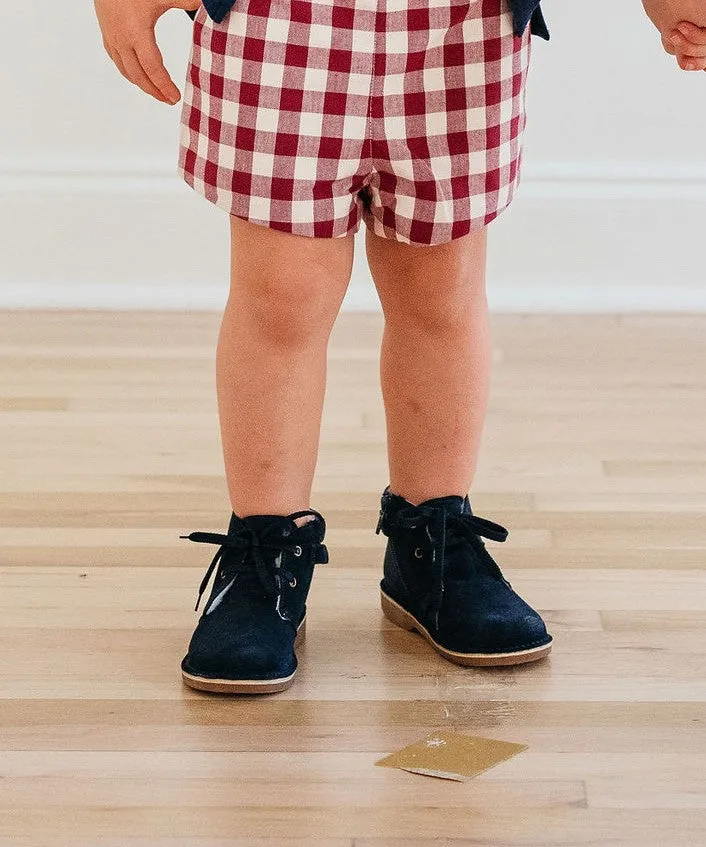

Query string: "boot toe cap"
[[440, 582, 552, 654], [478, 608, 551, 653], [183, 637, 296, 681]]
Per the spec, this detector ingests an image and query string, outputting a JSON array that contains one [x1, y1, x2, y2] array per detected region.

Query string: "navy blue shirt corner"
[[185, 1, 550, 41]]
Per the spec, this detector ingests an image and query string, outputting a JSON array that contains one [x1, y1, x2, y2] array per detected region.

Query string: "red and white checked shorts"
[[178, 0, 531, 246]]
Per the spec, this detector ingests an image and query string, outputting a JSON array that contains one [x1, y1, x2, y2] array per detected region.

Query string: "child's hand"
[[94, 0, 201, 104], [642, 1, 706, 70], [665, 21, 706, 70]]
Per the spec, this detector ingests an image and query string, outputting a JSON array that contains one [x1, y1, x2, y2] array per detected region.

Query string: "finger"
[[669, 31, 706, 57], [106, 43, 130, 82], [676, 53, 706, 71], [103, 39, 124, 74], [675, 21, 706, 45], [118, 47, 171, 102], [133, 33, 181, 104], [661, 34, 677, 55]]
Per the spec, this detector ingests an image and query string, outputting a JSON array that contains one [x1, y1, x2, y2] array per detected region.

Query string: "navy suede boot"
[[179, 508, 328, 693], [376, 485, 552, 666]]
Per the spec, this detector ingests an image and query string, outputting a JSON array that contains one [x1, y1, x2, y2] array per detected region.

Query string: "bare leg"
[[366, 226, 490, 506], [217, 216, 354, 525]]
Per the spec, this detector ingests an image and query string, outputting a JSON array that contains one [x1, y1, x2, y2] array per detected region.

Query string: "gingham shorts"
[[178, 0, 531, 245]]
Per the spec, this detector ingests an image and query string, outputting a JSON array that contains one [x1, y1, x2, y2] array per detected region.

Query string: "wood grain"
[[1, 311, 705, 845]]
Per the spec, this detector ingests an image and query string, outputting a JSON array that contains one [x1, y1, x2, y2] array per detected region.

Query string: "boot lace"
[[376, 503, 509, 631], [180, 512, 327, 614]]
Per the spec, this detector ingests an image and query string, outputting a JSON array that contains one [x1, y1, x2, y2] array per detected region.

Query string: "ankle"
[[232, 507, 316, 528], [293, 514, 315, 528]]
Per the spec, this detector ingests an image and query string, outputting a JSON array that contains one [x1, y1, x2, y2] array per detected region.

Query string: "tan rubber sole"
[[181, 617, 306, 694], [381, 590, 552, 667]]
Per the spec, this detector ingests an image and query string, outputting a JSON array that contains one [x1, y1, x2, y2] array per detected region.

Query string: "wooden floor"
[[1, 310, 705, 846]]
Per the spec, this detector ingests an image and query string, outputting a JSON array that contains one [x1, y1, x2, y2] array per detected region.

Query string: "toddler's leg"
[[217, 216, 354, 523], [366, 226, 490, 505], [370, 225, 553, 665]]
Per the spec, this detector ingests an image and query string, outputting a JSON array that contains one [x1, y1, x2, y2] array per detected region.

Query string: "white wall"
[[1, 1, 705, 311]]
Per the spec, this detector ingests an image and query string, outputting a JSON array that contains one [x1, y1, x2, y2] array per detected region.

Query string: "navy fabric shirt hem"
[[528, 7, 551, 41]]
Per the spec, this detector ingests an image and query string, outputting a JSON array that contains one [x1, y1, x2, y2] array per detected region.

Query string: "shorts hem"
[[178, 166, 361, 239], [360, 192, 519, 247]]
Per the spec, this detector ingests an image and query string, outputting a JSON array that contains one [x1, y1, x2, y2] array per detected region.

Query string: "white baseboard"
[[2, 158, 706, 312], [3, 281, 705, 313]]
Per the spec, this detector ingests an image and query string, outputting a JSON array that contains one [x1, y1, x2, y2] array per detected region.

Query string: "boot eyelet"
[[289, 577, 297, 588], [294, 545, 302, 557], [414, 547, 424, 558]]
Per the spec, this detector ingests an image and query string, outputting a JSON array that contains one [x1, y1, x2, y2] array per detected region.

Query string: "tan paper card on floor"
[[375, 730, 527, 781]]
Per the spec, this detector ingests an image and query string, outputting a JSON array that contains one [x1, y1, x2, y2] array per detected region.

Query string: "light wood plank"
[[1, 311, 705, 844]]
